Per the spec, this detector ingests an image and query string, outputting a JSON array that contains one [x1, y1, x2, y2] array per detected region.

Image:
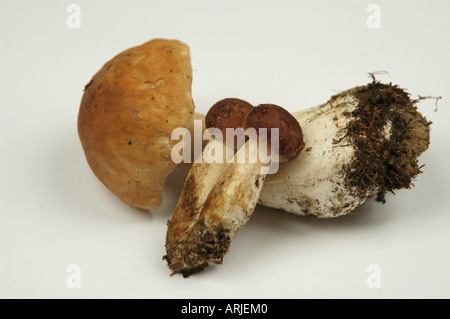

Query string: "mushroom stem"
[[182, 137, 235, 231], [164, 137, 268, 276]]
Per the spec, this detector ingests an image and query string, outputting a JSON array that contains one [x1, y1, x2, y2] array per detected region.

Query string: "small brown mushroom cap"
[[77, 39, 194, 209], [205, 98, 254, 132], [242, 104, 305, 163], [205, 98, 253, 149]]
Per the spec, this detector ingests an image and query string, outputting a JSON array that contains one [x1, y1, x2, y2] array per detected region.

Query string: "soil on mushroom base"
[[343, 81, 431, 202]]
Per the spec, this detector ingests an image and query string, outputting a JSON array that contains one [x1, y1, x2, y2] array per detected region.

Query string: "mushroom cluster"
[[78, 39, 431, 277]]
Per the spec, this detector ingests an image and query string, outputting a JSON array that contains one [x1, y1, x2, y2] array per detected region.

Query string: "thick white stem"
[[259, 94, 361, 218]]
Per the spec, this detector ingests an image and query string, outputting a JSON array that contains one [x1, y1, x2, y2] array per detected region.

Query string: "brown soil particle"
[[345, 81, 431, 202]]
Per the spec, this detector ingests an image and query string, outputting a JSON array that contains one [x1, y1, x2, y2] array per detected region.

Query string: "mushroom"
[[187, 81, 431, 218], [77, 39, 195, 210], [164, 102, 304, 276], [163, 98, 253, 276]]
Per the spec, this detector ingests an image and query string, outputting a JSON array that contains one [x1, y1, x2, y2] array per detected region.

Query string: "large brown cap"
[[242, 104, 305, 163], [77, 39, 194, 209]]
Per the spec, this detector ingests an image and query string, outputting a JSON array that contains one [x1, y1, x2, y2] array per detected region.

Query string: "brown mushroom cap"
[[205, 98, 253, 149], [242, 104, 305, 163], [77, 39, 194, 210], [205, 98, 254, 132]]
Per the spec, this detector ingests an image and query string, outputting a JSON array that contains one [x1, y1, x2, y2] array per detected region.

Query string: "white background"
[[1, 0, 449, 298]]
